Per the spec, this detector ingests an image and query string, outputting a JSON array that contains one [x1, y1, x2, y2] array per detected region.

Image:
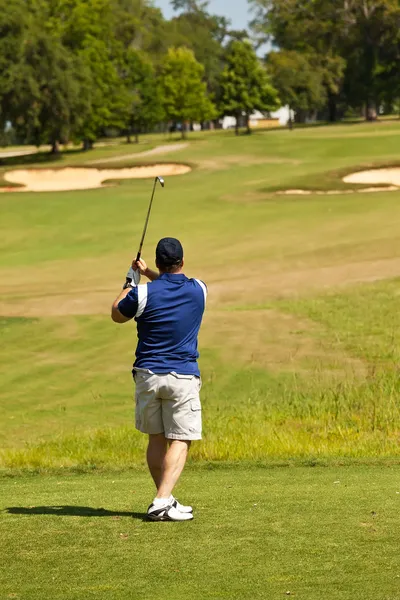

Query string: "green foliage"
[[219, 40, 279, 134], [340, 0, 400, 118], [251, 0, 400, 121], [267, 51, 327, 121], [2, 0, 400, 146], [169, 1, 229, 97], [0, 1, 91, 151], [159, 47, 216, 137], [123, 50, 164, 142]]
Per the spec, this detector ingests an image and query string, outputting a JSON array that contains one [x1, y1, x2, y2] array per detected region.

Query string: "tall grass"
[[2, 367, 400, 470]]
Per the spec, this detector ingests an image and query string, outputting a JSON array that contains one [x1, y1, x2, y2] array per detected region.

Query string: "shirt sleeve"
[[118, 287, 139, 319], [194, 279, 208, 305]]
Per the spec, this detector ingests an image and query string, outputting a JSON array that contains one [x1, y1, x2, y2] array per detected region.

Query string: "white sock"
[[153, 497, 170, 508]]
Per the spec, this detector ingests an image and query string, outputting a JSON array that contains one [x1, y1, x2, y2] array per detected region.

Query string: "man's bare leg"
[[156, 439, 191, 499], [147, 434, 167, 489]]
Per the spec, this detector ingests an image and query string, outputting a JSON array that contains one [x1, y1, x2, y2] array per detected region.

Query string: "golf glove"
[[126, 266, 141, 286]]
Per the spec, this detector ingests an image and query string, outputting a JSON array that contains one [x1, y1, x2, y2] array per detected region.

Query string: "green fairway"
[[1, 466, 400, 599], [1, 123, 400, 466], [1, 116, 400, 600]]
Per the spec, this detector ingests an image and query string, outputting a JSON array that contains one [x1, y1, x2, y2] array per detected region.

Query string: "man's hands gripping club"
[[128, 258, 159, 284], [111, 257, 159, 323]]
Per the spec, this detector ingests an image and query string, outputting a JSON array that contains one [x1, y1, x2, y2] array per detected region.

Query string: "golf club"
[[125, 176, 165, 285], [136, 176, 165, 262]]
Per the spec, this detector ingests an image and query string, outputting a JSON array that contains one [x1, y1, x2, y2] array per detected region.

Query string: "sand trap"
[[1, 164, 191, 192], [343, 168, 400, 187], [277, 167, 400, 196], [278, 186, 398, 196]]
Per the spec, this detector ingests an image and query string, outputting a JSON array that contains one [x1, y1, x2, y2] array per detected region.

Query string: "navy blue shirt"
[[118, 273, 207, 376]]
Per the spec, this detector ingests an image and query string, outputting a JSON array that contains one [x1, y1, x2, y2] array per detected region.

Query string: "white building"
[[221, 107, 291, 129]]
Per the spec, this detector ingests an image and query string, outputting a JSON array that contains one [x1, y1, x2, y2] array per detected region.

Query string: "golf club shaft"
[[136, 177, 158, 262]]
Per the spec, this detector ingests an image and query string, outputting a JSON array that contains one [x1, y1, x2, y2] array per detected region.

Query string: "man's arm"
[[111, 258, 158, 323], [111, 288, 133, 323]]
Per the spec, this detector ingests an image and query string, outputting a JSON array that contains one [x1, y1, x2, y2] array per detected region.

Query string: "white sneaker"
[[147, 502, 193, 522], [172, 497, 193, 514]]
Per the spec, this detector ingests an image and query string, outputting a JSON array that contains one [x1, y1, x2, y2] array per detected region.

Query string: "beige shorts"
[[134, 369, 202, 441]]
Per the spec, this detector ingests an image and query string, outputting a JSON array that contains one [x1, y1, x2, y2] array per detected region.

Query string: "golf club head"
[[156, 176, 165, 187]]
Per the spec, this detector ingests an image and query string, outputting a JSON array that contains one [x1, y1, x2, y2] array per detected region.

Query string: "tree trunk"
[[365, 98, 377, 121], [51, 140, 60, 154], [181, 123, 187, 140], [83, 138, 93, 151], [246, 113, 251, 135], [235, 112, 239, 136], [126, 133, 131, 143], [288, 106, 293, 130], [135, 132, 139, 144], [328, 95, 337, 122]]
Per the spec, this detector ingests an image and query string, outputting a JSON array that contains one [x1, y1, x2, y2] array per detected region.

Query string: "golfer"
[[111, 238, 207, 521]]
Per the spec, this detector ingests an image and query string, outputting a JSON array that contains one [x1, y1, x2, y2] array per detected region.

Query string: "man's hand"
[[133, 258, 148, 275], [132, 258, 159, 282]]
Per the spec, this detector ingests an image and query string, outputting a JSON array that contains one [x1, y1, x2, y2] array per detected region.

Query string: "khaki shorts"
[[134, 369, 202, 441]]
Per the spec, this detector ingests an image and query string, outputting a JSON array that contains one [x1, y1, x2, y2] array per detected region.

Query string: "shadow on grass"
[[0, 148, 89, 168], [5, 505, 147, 520], [0, 152, 62, 168]]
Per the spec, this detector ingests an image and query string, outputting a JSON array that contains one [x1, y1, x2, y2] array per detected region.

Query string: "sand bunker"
[[278, 168, 400, 196], [1, 164, 191, 192], [343, 167, 400, 187], [278, 186, 398, 196]]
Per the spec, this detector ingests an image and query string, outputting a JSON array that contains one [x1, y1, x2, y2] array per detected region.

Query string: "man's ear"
[[181, 258, 185, 268]]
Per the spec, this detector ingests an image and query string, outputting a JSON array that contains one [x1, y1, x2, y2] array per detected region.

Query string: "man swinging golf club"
[[111, 233, 207, 522]]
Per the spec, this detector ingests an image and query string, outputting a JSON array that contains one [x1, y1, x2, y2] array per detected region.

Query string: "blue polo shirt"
[[118, 273, 207, 376]]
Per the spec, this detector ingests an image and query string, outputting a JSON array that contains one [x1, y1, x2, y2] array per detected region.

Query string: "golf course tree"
[[123, 49, 165, 143], [51, 0, 132, 150], [159, 47, 216, 138], [266, 51, 332, 127], [75, 38, 131, 150], [0, 0, 92, 153], [169, 0, 230, 98], [219, 40, 279, 135], [250, 0, 400, 121], [112, 0, 173, 62], [339, 0, 400, 120], [250, 0, 348, 123]]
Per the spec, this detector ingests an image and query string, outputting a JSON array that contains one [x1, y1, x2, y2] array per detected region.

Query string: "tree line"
[[0, 0, 279, 150], [251, 0, 400, 123], [1, 0, 399, 151]]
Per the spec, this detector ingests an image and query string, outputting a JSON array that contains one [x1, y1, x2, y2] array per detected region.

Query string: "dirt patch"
[[1, 164, 191, 192], [201, 309, 365, 377], [198, 155, 301, 171], [2, 256, 400, 319], [88, 143, 189, 165], [209, 256, 400, 307]]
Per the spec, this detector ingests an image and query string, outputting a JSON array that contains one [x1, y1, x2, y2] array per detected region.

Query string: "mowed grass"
[[1, 466, 400, 600], [1, 122, 400, 467]]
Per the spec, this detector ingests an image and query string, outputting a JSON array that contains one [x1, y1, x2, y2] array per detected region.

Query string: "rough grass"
[[1, 122, 400, 467], [1, 466, 400, 599], [1, 280, 400, 468]]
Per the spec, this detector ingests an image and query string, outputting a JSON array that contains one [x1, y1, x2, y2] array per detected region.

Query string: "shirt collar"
[[159, 273, 187, 281]]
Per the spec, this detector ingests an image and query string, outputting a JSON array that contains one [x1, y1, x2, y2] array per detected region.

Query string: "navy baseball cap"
[[156, 238, 184, 266]]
